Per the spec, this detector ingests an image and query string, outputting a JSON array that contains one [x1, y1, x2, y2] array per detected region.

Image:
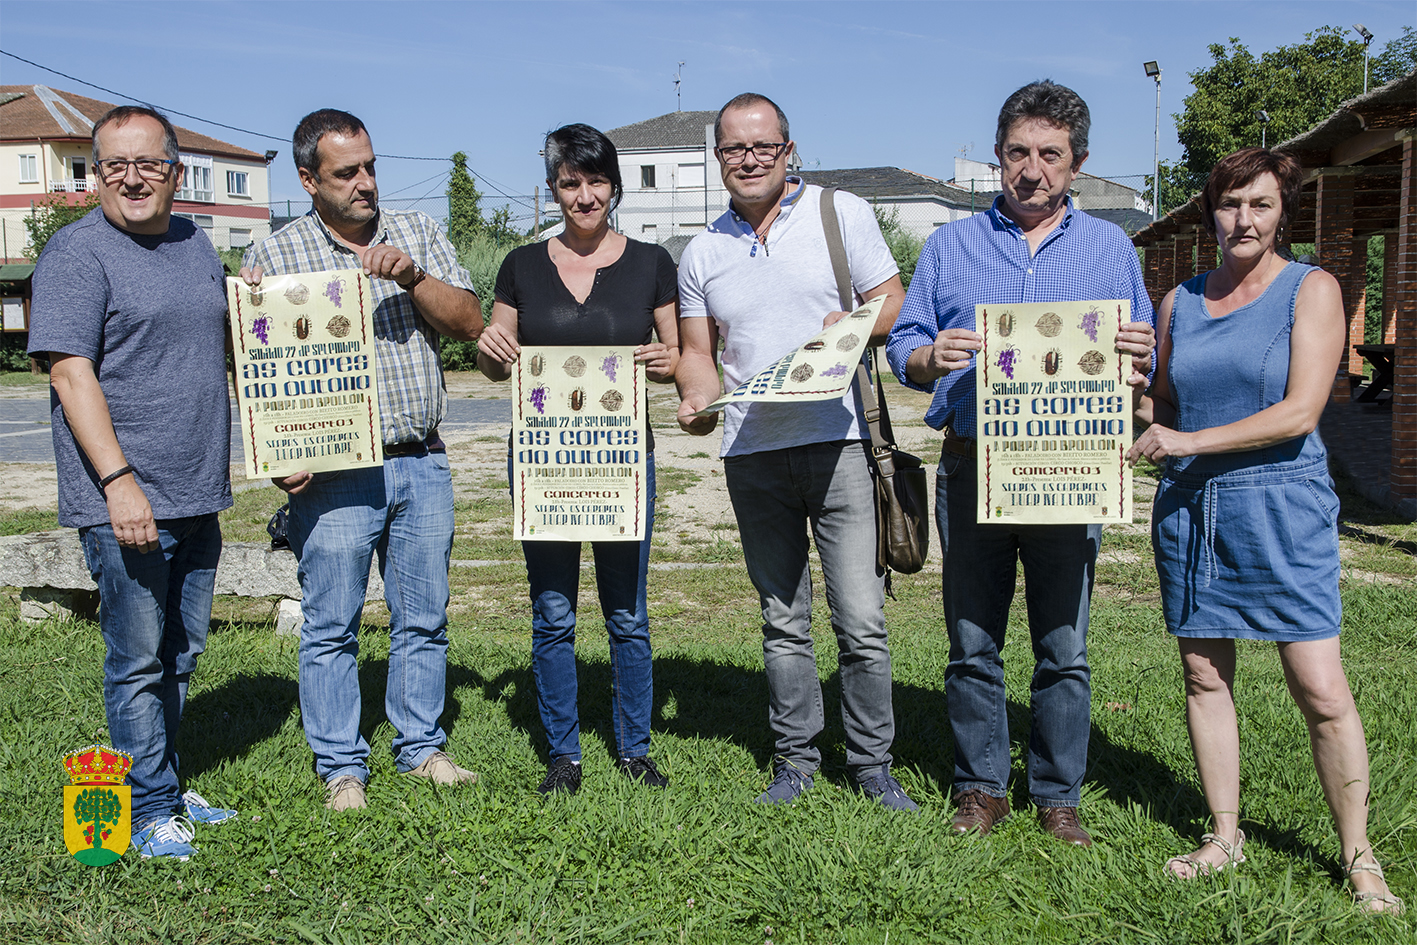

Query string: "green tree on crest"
[[72, 787, 122, 850]]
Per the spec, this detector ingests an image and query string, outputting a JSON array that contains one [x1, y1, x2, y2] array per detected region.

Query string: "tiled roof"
[[606, 111, 718, 151], [0, 85, 264, 160], [799, 167, 999, 209]]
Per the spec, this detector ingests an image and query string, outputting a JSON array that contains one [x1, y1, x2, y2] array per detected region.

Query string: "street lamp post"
[[1257, 110, 1270, 149], [1144, 61, 1161, 221], [1354, 24, 1374, 94]]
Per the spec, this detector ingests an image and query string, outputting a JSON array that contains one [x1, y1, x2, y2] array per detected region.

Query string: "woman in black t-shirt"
[[478, 124, 679, 796]]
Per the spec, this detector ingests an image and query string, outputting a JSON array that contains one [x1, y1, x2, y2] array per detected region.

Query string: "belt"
[[383, 432, 445, 458], [941, 426, 976, 460]]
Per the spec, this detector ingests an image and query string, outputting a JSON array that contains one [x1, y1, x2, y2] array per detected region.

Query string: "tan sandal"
[[1345, 860, 1405, 916], [1165, 829, 1246, 879]]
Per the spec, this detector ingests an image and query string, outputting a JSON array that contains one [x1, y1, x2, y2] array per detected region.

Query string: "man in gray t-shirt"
[[29, 106, 235, 861], [676, 93, 914, 810]]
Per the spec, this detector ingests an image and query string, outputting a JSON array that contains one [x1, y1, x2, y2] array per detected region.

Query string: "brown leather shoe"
[[950, 789, 1011, 836], [1037, 806, 1092, 847]]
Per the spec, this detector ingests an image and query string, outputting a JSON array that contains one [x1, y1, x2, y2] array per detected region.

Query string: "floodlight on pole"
[[1144, 61, 1161, 221], [1353, 24, 1374, 94], [1257, 110, 1270, 149]]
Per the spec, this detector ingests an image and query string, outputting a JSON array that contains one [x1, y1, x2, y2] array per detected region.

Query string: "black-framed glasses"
[[96, 158, 178, 182], [716, 143, 788, 165]]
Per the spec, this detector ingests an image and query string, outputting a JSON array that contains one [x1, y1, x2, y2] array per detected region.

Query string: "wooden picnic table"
[[1354, 344, 1395, 402]]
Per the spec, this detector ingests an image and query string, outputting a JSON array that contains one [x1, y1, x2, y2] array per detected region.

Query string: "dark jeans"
[[935, 450, 1098, 807]]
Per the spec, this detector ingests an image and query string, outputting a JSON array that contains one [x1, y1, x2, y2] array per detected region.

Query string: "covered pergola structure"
[[1132, 71, 1417, 517]]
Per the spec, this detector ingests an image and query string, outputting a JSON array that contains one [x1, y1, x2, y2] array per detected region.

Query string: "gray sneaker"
[[856, 766, 920, 812], [755, 761, 813, 805]]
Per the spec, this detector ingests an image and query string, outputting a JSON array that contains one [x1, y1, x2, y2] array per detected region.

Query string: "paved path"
[[0, 396, 511, 464]]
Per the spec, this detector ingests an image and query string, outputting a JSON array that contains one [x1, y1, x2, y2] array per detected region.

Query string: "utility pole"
[[1144, 61, 1162, 221], [674, 61, 685, 112]]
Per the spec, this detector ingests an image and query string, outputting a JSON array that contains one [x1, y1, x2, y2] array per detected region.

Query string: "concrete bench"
[[0, 530, 383, 635]]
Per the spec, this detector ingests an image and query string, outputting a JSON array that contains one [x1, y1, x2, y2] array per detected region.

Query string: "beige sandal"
[[1345, 860, 1405, 916], [1165, 829, 1246, 879]]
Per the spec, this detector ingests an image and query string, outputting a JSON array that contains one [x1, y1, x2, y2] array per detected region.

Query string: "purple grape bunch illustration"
[[996, 345, 1020, 379], [528, 384, 549, 414], [820, 363, 850, 378], [324, 278, 343, 307], [251, 315, 271, 345], [1078, 307, 1101, 342], [601, 353, 622, 382]]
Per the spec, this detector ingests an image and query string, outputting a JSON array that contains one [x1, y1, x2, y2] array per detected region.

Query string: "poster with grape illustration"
[[974, 300, 1132, 524], [226, 271, 382, 479], [691, 295, 886, 416], [513, 346, 646, 542]]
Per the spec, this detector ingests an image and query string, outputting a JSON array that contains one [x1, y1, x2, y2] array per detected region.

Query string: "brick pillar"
[[1174, 231, 1195, 286], [1392, 139, 1417, 501], [1349, 235, 1369, 348], [1156, 239, 1176, 298], [1314, 171, 1362, 374], [1196, 231, 1219, 276], [1143, 244, 1160, 311], [1382, 231, 1398, 343]]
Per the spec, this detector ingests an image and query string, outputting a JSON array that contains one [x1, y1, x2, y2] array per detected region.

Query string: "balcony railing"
[[49, 179, 96, 193]]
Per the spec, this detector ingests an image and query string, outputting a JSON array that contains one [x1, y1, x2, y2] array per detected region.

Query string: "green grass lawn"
[[0, 480, 1413, 943]]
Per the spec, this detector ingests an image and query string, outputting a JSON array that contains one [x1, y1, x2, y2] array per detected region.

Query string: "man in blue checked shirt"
[[243, 110, 483, 812], [887, 81, 1156, 847]]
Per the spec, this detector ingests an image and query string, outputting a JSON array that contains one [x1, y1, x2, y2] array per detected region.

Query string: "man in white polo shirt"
[[675, 92, 913, 809]]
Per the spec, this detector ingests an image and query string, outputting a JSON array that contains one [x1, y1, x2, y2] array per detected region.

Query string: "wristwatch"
[[401, 264, 427, 290]]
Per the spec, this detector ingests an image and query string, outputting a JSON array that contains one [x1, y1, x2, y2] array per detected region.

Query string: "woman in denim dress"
[[1130, 148, 1401, 914]]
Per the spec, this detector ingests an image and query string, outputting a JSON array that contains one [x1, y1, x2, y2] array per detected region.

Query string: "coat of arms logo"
[[62, 745, 132, 866]]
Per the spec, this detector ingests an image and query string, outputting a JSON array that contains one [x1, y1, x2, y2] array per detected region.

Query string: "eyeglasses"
[[96, 158, 178, 182], [715, 143, 789, 165]]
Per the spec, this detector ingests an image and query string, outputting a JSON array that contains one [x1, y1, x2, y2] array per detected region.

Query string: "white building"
[[603, 111, 731, 253]]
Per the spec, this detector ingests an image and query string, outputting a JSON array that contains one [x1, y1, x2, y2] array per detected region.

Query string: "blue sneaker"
[[856, 766, 920, 813], [131, 815, 196, 860], [182, 789, 237, 825], [755, 761, 813, 805]]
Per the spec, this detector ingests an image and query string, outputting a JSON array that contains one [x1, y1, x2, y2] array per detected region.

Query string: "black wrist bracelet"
[[99, 465, 134, 490]]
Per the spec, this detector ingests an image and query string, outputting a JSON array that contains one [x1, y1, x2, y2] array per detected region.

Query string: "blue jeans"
[[517, 455, 656, 762], [80, 514, 221, 827], [287, 451, 455, 782], [935, 450, 1097, 807], [724, 440, 893, 777]]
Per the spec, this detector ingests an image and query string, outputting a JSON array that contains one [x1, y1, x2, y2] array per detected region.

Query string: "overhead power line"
[[0, 49, 450, 162]]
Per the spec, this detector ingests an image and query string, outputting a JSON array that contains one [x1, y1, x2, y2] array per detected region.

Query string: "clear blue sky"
[[4, 1, 1412, 224]]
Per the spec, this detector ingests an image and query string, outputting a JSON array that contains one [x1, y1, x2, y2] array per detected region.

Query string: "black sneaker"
[[618, 755, 669, 788], [537, 757, 581, 795]]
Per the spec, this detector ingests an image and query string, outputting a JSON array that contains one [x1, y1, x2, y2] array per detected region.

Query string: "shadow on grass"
[[459, 650, 1270, 858], [183, 622, 1328, 869], [180, 669, 299, 778]]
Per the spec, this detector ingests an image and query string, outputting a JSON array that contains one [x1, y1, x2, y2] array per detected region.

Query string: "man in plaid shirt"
[[243, 109, 482, 811]]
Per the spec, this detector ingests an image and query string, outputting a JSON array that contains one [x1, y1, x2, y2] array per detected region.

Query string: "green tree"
[[1371, 25, 1416, 83], [446, 151, 484, 254], [1174, 28, 1367, 190], [873, 206, 923, 291], [72, 787, 122, 851], [484, 205, 520, 246], [22, 193, 99, 260]]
